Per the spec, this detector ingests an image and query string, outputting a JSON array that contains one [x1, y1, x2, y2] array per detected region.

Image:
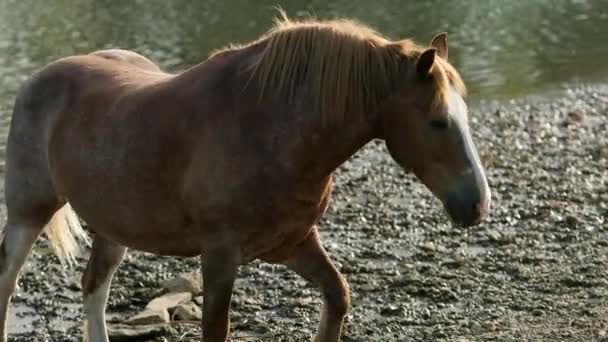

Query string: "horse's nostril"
[[474, 200, 487, 217]]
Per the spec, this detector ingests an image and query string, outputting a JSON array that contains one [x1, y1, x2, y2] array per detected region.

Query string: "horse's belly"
[[49, 140, 199, 256], [90, 220, 202, 257], [71, 197, 201, 257]]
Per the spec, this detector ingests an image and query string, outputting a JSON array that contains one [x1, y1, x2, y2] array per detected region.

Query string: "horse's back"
[[11, 53, 168, 127], [7, 52, 170, 165], [88, 49, 162, 72]]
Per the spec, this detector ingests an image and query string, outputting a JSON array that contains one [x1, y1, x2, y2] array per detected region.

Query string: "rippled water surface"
[[1, 0, 607, 104]]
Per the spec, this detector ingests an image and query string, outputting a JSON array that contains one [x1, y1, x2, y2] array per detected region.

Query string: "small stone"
[[107, 323, 174, 341], [441, 258, 463, 269], [171, 302, 202, 321], [485, 229, 502, 242], [437, 287, 459, 302], [125, 309, 170, 325], [161, 272, 203, 295], [193, 296, 203, 305], [532, 309, 544, 316], [567, 110, 585, 122], [469, 321, 482, 334], [420, 242, 436, 253], [481, 321, 496, 331], [67, 281, 81, 291], [433, 330, 448, 338], [380, 305, 402, 316], [462, 279, 476, 288], [293, 297, 315, 307], [599, 147, 608, 159], [565, 215, 579, 226], [146, 292, 192, 312], [420, 307, 431, 319]]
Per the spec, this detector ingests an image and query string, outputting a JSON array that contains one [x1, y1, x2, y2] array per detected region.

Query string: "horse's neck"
[[285, 107, 377, 182], [246, 52, 377, 181], [193, 43, 378, 183]]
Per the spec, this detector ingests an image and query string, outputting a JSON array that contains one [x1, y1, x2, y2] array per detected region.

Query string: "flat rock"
[[146, 292, 192, 312], [161, 272, 203, 294], [107, 323, 174, 341], [125, 309, 170, 325], [172, 302, 202, 321]]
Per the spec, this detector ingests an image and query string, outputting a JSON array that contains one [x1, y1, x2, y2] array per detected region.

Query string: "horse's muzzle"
[[444, 177, 491, 227]]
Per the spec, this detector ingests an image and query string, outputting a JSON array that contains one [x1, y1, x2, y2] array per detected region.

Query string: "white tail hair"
[[44, 203, 90, 265]]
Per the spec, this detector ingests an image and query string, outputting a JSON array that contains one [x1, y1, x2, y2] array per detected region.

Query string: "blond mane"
[[242, 11, 466, 125]]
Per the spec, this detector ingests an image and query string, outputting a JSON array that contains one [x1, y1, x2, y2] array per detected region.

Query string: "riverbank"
[[5, 83, 608, 341]]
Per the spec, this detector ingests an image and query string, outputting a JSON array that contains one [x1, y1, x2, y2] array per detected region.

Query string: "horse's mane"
[[238, 11, 466, 125]]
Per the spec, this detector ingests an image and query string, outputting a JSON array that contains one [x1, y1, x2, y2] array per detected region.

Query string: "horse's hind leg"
[[283, 227, 350, 342], [0, 220, 49, 342], [0, 82, 67, 341], [82, 235, 126, 342], [0, 173, 58, 341], [0, 162, 59, 340]]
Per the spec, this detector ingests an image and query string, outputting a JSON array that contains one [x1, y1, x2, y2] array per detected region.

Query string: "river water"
[[1, 0, 607, 104]]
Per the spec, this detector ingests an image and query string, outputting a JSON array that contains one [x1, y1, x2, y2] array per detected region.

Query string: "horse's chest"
[[234, 179, 333, 262]]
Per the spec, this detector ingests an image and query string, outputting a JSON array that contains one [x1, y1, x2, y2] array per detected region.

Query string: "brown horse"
[[0, 12, 490, 342]]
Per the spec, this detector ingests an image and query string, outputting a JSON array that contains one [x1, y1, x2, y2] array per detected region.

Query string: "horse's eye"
[[430, 119, 449, 130]]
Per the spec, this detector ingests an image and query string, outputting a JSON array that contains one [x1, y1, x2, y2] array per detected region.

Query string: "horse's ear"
[[416, 48, 436, 78], [430, 32, 448, 60]]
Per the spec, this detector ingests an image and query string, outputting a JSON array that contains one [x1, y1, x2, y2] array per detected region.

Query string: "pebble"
[[107, 323, 175, 340], [482, 321, 496, 331], [125, 309, 170, 325], [146, 292, 192, 313], [172, 302, 202, 321], [161, 272, 202, 295]]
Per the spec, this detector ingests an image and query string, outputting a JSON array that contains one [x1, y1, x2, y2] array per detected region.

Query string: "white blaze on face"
[[446, 86, 488, 189], [446, 85, 467, 124]]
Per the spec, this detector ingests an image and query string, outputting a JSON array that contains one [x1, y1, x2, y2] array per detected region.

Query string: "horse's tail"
[[45, 203, 90, 265]]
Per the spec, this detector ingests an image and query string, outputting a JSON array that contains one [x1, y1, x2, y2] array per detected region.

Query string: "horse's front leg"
[[82, 235, 126, 342], [283, 227, 350, 342], [201, 245, 239, 342]]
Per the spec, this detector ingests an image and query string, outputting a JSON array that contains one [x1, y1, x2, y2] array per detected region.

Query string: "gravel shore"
[[4, 84, 608, 341]]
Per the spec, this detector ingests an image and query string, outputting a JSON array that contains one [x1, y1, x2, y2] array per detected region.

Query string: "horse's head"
[[380, 33, 490, 227]]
